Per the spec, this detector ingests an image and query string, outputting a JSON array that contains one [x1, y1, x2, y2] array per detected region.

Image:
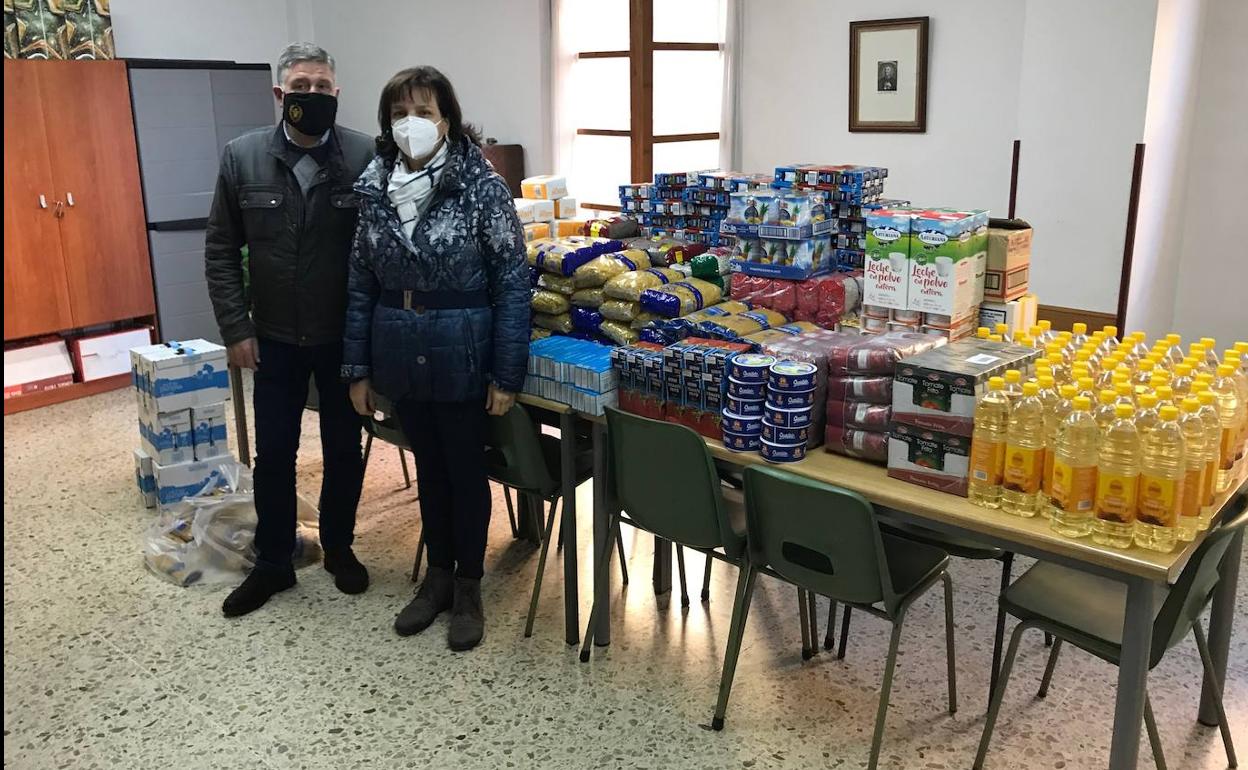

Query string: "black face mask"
[[282, 91, 338, 136]]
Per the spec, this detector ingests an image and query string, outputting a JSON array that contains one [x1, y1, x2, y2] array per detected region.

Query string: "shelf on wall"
[[3, 372, 132, 416]]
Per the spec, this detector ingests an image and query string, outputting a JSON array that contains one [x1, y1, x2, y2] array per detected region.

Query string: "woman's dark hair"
[[376, 66, 481, 158]]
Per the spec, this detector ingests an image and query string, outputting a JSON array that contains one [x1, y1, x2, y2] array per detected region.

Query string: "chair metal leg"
[[701, 556, 713, 602], [580, 512, 620, 662], [676, 545, 690, 607], [504, 486, 519, 539], [974, 623, 1028, 770], [837, 605, 852, 660], [1143, 690, 1168, 770], [614, 523, 629, 586], [798, 588, 813, 660], [363, 433, 373, 466], [823, 600, 838, 650], [869, 617, 907, 770], [524, 498, 560, 638], [712, 564, 757, 731], [411, 525, 425, 582], [807, 591, 820, 657], [1044, 632, 1053, 647], [1037, 638, 1063, 698], [399, 448, 411, 489], [1193, 621, 1239, 768], [941, 572, 958, 715], [991, 553, 1014, 699]]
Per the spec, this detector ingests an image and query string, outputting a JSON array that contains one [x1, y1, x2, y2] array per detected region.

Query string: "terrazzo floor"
[[4, 383, 1245, 769]]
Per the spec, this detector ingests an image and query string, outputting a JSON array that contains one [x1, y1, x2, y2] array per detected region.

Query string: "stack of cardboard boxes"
[[516, 174, 582, 241], [979, 218, 1038, 336], [130, 339, 234, 508]]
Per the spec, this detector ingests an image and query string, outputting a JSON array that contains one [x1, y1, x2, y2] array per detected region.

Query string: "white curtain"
[[549, 0, 576, 178], [719, 0, 744, 171]]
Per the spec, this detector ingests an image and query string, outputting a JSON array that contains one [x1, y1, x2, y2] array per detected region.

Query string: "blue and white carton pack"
[[133, 448, 157, 508], [139, 407, 195, 465], [192, 403, 230, 460], [153, 455, 233, 506], [130, 339, 229, 414]]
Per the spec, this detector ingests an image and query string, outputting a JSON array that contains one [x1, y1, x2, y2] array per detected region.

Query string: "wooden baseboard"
[[3, 372, 131, 415], [1037, 305, 1117, 333]]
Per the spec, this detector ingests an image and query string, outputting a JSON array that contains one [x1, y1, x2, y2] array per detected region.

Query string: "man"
[[206, 43, 376, 617]]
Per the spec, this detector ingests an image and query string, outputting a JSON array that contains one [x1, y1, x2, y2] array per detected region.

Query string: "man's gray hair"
[[276, 42, 335, 84]]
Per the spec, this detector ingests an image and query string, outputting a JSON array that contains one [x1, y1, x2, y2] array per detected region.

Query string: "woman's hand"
[[349, 379, 376, 417], [486, 384, 515, 416]]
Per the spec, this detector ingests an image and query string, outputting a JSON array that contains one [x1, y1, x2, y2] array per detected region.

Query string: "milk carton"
[[139, 407, 195, 465], [131, 339, 229, 414], [133, 448, 157, 508], [907, 209, 988, 317], [192, 402, 229, 460], [865, 208, 913, 310], [153, 456, 233, 506]]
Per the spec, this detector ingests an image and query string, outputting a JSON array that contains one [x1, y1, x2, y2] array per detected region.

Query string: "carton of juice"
[[865, 208, 914, 310], [908, 209, 988, 316]]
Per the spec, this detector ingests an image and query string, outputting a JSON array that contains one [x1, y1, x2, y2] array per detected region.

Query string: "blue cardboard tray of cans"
[[523, 336, 619, 415], [722, 354, 818, 464], [619, 170, 760, 248]]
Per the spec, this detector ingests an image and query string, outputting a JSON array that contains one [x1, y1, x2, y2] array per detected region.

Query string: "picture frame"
[[849, 16, 929, 133]]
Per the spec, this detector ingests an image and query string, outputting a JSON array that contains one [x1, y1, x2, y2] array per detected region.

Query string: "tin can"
[[862, 304, 891, 320], [891, 308, 922, 324], [861, 315, 889, 333], [722, 429, 762, 452], [725, 396, 766, 417], [763, 403, 814, 428], [727, 377, 767, 400], [761, 438, 807, 463], [767, 361, 818, 393], [721, 411, 763, 435], [760, 421, 810, 445], [766, 389, 816, 409], [727, 354, 776, 384]]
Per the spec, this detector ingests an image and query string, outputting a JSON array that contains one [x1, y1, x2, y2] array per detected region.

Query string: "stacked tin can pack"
[[722, 354, 817, 463]]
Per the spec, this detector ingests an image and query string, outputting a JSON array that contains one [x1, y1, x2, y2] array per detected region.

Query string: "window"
[[558, 0, 727, 213]]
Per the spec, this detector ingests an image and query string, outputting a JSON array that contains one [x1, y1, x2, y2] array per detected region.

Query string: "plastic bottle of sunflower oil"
[[968, 376, 1010, 509], [1065, 322, 1090, 355], [995, 323, 1013, 343], [1077, 376, 1097, 404], [1001, 381, 1046, 517], [1003, 369, 1025, 407], [1171, 363, 1195, 405], [1135, 391, 1162, 438], [1211, 364, 1245, 492], [1134, 359, 1157, 392], [1040, 381, 1075, 510], [1092, 403, 1142, 549], [1200, 337, 1220, 370], [1095, 389, 1119, 431], [1178, 397, 1210, 542], [1134, 404, 1185, 554], [1155, 385, 1175, 411], [1162, 333, 1186, 367], [1195, 390, 1222, 518], [1099, 326, 1121, 356], [1223, 351, 1248, 462], [1049, 395, 1100, 537], [1037, 319, 1055, 345]]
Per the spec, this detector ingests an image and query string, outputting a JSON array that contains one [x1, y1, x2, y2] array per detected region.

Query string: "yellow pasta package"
[[603, 267, 684, 302], [571, 249, 652, 289]]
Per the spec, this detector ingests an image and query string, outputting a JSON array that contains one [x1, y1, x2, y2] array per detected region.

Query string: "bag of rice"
[[599, 299, 642, 322], [533, 312, 573, 334], [603, 267, 684, 301], [537, 272, 575, 295], [571, 249, 651, 288], [599, 320, 640, 346], [531, 289, 570, 315], [571, 288, 606, 308], [638, 277, 724, 318]]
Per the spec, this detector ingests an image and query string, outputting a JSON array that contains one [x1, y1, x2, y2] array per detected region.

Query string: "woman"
[[342, 66, 529, 651]]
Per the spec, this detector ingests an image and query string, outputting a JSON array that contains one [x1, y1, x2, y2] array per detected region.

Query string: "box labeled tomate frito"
[[888, 423, 972, 496], [892, 340, 1040, 436]]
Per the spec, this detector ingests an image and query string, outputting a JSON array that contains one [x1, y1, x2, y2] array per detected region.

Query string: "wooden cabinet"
[[3, 60, 154, 341]]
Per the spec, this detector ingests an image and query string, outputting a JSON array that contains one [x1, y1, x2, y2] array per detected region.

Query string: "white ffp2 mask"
[[392, 116, 444, 159]]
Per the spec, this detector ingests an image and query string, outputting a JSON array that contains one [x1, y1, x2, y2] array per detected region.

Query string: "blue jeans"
[[253, 337, 363, 571]]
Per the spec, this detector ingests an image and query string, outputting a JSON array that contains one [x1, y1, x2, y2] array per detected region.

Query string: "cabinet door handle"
[[39, 195, 48, 209], [54, 201, 65, 218], [66, 191, 75, 207]]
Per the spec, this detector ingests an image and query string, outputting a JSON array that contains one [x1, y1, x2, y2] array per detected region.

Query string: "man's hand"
[[486, 384, 515, 416], [349, 379, 376, 417], [227, 337, 260, 370]]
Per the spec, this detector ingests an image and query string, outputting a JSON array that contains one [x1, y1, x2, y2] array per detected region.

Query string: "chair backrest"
[[485, 404, 557, 496], [364, 392, 411, 450], [1152, 506, 1248, 661], [605, 407, 736, 551], [743, 466, 902, 615]]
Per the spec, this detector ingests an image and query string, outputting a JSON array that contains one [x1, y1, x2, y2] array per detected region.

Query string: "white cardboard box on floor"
[[153, 455, 234, 506], [3, 339, 75, 400], [133, 448, 157, 508], [71, 327, 153, 382], [131, 339, 229, 413]]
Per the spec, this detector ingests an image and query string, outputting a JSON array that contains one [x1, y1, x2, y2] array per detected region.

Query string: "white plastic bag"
[[143, 462, 321, 586]]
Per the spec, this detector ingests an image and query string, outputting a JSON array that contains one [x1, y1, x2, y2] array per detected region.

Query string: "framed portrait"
[[849, 17, 929, 133]]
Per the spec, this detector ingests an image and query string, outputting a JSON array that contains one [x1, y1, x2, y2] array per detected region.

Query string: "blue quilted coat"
[[341, 138, 529, 402]]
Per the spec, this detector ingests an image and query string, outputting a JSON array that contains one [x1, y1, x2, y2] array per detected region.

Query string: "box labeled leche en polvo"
[[907, 210, 988, 317], [864, 208, 913, 310]]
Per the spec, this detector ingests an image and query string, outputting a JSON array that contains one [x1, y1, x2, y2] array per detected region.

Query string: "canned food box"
[[767, 389, 816, 409], [761, 421, 810, 445], [727, 353, 776, 383], [764, 403, 814, 428], [761, 438, 808, 463], [723, 430, 763, 452], [721, 411, 763, 435], [727, 377, 767, 400], [767, 361, 818, 393], [726, 395, 766, 417]]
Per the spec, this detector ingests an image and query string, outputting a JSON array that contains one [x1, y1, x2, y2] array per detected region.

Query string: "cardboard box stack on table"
[[518, 174, 586, 241], [129, 339, 234, 508], [979, 218, 1038, 337], [889, 338, 1040, 495]]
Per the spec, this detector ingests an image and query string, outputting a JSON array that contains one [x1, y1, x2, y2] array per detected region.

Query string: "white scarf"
[[387, 142, 450, 239]]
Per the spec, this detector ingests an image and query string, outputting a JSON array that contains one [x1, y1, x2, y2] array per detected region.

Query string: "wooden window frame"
[[574, 0, 723, 189]]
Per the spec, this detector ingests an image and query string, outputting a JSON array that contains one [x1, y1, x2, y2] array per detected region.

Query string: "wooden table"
[[587, 419, 1247, 770]]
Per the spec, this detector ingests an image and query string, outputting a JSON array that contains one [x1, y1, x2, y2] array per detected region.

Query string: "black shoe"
[[324, 547, 369, 595], [395, 566, 454, 636], [448, 577, 485, 651], [222, 568, 296, 617]]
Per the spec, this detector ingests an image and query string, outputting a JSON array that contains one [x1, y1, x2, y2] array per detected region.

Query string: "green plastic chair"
[[974, 509, 1248, 770], [714, 466, 958, 770], [485, 404, 626, 638], [579, 407, 748, 662]]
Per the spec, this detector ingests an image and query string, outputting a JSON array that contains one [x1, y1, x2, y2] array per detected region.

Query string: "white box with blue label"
[[133, 448, 157, 508], [130, 339, 229, 414], [191, 403, 230, 460], [139, 407, 195, 465], [153, 455, 233, 506]]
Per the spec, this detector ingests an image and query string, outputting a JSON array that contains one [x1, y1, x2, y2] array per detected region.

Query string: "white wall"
[[1169, 0, 1248, 346], [738, 0, 1159, 315], [111, 0, 552, 171]]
